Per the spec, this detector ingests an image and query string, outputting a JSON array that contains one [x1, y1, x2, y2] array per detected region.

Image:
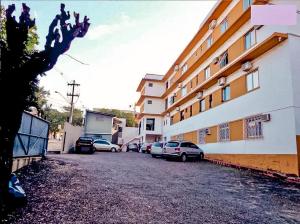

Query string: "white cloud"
[[87, 13, 135, 40]]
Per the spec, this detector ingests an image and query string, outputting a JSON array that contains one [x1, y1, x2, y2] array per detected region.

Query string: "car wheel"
[[152, 154, 156, 158], [89, 147, 95, 154], [181, 153, 187, 162], [111, 147, 116, 152]]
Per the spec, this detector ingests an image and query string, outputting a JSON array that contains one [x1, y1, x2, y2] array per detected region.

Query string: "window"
[[180, 142, 189, 147], [209, 94, 213, 108], [204, 66, 211, 80], [180, 110, 184, 121], [245, 29, 256, 50], [219, 123, 230, 142], [182, 64, 188, 74], [165, 81, 169, 89], [96, 140, 110, 145], [165, 98, 168, 110], [189, 143, 199, 149], [220, 18, 228, 33], [246, 70, 259, 91], [222, 86, 230, 102], [147, 100, 152, 104], [219, 51, 228, 68], [245, 115, 263, 139], [189, 105, 192, 117], [198, 129, 206, 144], [207, 35, 213, 48], [181, 86, 187, 97], [146, 118, 155, 131], [148, 83, 153, 87], [190, 81, 193, 89], [243, 0, 253, 10], [170, 116, 174, 125], [196, 75, 199, 85], [166, 141, 179, 147], [138, 122, 141, 134], [169, 96, 175, 105], [199, 99, 205, 112]]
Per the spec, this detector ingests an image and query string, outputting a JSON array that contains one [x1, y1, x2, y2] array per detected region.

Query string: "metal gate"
[[13, 111, 49, 158]]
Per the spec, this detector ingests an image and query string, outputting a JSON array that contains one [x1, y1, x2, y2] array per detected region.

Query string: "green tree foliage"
[[94, 108, 136, 127]]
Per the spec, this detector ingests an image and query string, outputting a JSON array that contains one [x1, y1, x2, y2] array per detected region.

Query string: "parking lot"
[[7, 152, 300, 224]]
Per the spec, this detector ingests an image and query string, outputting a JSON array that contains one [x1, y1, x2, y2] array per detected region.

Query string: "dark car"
[[126, 143, 139, 152], [75, 137, 95, 154]]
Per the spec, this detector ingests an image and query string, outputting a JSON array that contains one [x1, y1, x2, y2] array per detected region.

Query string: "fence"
[[13, 111, 49, 158]]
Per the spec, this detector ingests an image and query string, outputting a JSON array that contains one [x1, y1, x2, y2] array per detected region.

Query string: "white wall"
[[144, 81, 165, 96], [144, 98, 165, 114], [85, 112, 113, 135], [119, 127, 138, 145], [62, 122, 83, 153]]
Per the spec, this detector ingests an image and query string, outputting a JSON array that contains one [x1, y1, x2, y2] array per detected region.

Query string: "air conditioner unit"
[[218, 77, 226, 86], [196, 91, 203, 99], [205, 128, 211, 135], [209, 20, 217, 30], [242, 61, 253, 72], [176, 106, 180, 111], [261, 114, 271, 122], [213, 57, 219, 64], [174, 64, 179, 72], [173, 92, 177, 97], [177, 82, 182, 88]]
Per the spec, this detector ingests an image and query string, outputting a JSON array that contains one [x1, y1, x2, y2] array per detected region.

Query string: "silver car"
[[151, 142, 165, 158], [163, 141, 204, 162], [93, 139, 120, 152]]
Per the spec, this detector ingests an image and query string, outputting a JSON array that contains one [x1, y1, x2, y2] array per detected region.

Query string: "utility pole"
[[67, 80, 80, 123]]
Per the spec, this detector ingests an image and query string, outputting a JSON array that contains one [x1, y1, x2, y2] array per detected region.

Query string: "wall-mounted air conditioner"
[[176, 106, 180, 111], [174, 65, 179, 72], [261, 114, 271, 122], [209, 20, 217, 30], [213, 57, 219, 64], [242, 61, 253, 72], [177, 82, 182, 88], [196, 91, 203, 99], [218, 77, 226, 86]]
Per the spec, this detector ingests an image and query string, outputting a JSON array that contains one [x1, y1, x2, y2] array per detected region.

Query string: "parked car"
[[141, 143, 152, 153], [162, 141, 204, 162], [93, 139, 121, 152], [151, 142, 165, 158], [75, 137, 95, 154], [126, 143, 139, 152]]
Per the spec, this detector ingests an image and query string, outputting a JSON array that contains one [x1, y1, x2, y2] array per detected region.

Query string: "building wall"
[[143, 98, 165, 114], [144, 81, 165, 97], [84, 112, 113, 135]]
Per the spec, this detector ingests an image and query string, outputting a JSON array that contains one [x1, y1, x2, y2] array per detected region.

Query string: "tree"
[[0, 3, 90, 215], [94, 108, 137, 127]]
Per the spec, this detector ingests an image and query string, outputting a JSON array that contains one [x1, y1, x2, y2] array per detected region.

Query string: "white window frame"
[[245, 115, 263, 139], [218, 123, 230, 142], [182, 64, 188, 74], [207, 35, 213, 48], [199, 99, 205, 112], [222, 85, 230, 102], [219, 51, 228, 68], [245, 29, 256, 50], [220, 18, 228, 33], [198, 129, 206, 144], [204, 66, 211, 80], [246, 69, 259, 92], [181, 86, 187, 97]]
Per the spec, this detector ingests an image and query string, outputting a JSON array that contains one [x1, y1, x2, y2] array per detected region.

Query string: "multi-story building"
[[135, 0, 300, 176]]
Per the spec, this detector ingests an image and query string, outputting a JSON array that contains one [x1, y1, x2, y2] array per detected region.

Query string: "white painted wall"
[[143, 98, 165, 114], [144, 81, 165, 97], [62, 122, 83, 153], [84, 111, 113, 135]]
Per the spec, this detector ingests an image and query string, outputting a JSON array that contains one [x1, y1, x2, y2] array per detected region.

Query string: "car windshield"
[[79, 137, 93, 141], [152, 142, 161, 147], [165, 142, 179, 147]]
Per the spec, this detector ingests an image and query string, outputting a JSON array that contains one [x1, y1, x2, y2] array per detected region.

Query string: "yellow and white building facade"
[[136, 0, 300, 176]]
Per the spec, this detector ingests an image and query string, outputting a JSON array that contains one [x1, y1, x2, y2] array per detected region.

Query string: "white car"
[[163, 141, 204, 162], [151, 142, 165, 158], [93, 139, 120, 152]]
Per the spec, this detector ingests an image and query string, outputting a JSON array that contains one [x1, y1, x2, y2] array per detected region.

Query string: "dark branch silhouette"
[[0, 3, 90, 217]]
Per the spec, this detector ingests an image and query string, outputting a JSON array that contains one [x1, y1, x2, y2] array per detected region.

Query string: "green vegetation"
[[94, 108, 136, 127]]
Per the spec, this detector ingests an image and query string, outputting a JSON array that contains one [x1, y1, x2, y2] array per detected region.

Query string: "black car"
[[75, 137, 95, 154], [126, 143, 139, 152]]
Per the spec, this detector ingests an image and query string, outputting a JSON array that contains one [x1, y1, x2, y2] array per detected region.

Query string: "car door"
[[102, 140, 111, 151], [95, 140, 107, 151], [189, 143, 200, 156], [180, 142, 191, 155]]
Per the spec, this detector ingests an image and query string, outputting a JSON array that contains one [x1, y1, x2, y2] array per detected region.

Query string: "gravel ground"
[[4, 152, 300, 224]]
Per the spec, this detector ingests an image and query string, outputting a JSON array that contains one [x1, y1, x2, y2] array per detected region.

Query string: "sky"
[[3, 1, 216, 111]]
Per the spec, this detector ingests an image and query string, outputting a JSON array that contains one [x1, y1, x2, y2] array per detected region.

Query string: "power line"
[[63, 54, 89, 66]]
